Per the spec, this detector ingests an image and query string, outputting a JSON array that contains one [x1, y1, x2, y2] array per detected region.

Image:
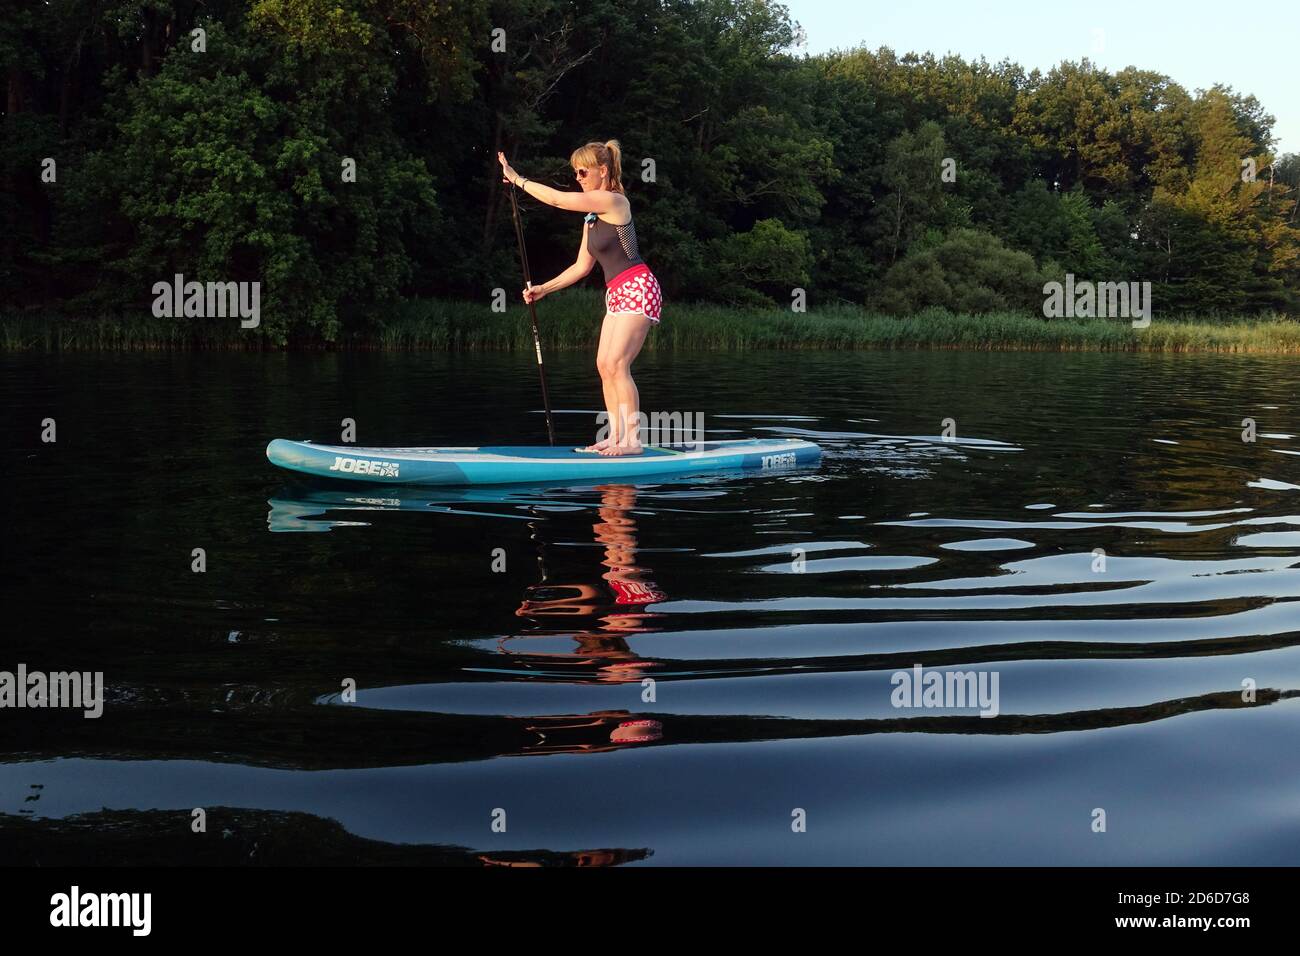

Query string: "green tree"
[[877, 228, 1046, 315], [707, 217, 810, 306], [874, 121, 952, 264]]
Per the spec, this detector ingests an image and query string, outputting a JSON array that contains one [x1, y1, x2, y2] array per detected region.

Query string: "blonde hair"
[[569, 139, 626, 194]]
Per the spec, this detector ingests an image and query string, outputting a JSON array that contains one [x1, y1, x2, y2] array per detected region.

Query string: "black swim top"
[[586, 211, 643, 282]]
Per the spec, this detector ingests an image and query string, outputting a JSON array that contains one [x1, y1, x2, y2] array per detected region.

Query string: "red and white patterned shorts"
[[605, 264, 662, 323]]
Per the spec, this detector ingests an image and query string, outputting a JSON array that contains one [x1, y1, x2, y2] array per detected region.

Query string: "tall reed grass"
[[4, 292, 1298, 352]]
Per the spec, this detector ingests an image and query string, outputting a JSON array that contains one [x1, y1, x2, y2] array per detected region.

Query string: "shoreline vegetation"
[[2, 291, 1298, 354], [5, 5, 1298, 342]]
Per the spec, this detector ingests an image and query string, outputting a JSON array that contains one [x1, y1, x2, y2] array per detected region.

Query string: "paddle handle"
[[508, 178, 556, 447]]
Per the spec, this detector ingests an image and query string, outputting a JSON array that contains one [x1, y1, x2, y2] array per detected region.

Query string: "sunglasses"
[[574, 167, 601, 179]]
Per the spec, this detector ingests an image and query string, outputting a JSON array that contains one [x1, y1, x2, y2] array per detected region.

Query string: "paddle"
[[506, 177, 557, 446]]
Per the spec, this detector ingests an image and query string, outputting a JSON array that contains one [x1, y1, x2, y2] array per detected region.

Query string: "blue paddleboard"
[[266, 438, 821, 486]]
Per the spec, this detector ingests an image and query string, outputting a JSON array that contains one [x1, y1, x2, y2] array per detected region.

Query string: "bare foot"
[[598, 442, 643, 457], [580, 436, 614, 453]]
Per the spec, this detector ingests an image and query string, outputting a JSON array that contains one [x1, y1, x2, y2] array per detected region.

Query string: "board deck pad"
[[266, 438, 821, 486]]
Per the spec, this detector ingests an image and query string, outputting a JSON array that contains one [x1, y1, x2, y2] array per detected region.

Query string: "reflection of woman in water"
[[508, 485, 667, 680], [503, 485, 669, 752], [516, 711, 665, 756], [593, 485, 668, 608]]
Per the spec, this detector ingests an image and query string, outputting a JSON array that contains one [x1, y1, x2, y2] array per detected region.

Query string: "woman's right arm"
[[528, 225, 597, 300]]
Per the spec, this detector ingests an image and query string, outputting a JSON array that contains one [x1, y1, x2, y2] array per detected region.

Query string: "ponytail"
[[603, 140, 625, 194]]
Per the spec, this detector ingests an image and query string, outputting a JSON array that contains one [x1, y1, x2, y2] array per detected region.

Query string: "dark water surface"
[[3, 350, 1299, 865]]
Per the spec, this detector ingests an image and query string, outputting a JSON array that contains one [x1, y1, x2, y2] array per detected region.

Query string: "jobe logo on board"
[[761, 453, 796, 469], [328, 456, 400, 478]]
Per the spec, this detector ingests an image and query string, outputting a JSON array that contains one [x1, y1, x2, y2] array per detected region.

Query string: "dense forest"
[[2, 0, 1297, 341]]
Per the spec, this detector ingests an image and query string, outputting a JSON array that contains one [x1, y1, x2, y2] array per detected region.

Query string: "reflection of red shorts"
[[608, 577, 667, 605], [605, 264, 662, 323]]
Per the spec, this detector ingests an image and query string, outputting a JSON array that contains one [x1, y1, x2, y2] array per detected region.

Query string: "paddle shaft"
[[507, 180, 557, 446]]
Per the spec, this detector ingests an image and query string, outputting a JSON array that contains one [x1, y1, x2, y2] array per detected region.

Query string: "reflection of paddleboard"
[[266, 469, 755, 531], [266, 438, 820, 486], [266, 485, 547, 531]]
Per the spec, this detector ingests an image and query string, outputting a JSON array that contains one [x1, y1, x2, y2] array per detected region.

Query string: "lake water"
[[2, 349, 1299, 865]]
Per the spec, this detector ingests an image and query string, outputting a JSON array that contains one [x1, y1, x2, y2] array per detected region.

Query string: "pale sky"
[[783, 0, 1295, 155]]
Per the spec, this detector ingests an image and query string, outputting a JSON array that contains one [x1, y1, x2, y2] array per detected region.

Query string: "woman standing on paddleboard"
[[498, 141, 662, 457]]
